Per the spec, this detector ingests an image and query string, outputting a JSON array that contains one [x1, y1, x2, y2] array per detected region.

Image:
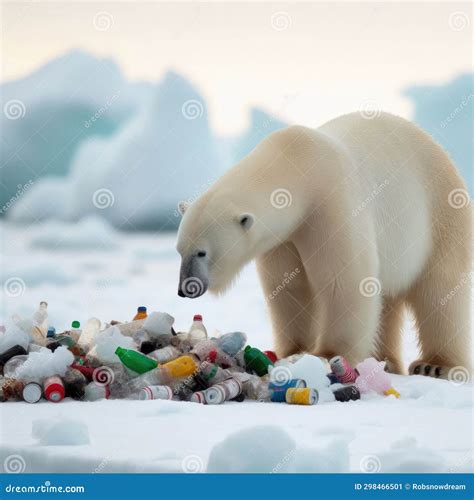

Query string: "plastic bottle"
[[133, 307, 148, 321], [84, 382, 110, 401], [187, 314, 207, 346], [115, 347, 158, 374], [33, 301, 48, 336], [161, 355, 198, 379], [78, 318, 101, 350], [216, 331, 246, 356], [244, 346, 274, 376], [70, 321, 82, 342], [2, 354, 28, 379], [148, 345, 181, 364], [191, 339, 234, 368], [0, 345, 28, 372], [43, 376, 65, 402]]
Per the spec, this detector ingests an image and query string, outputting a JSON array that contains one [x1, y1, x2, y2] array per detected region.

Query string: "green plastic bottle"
[[244, 346, 274, 376], [115, 347, 158, 374]]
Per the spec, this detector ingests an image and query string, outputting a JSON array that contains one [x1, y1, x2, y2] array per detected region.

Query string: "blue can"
[[269, 379, 306, 402]]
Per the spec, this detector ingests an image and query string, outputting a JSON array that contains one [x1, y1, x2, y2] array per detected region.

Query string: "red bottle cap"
[[263, 350, 278, 363], [193, 314, 202, 321], [43, 376, 65, 403], [208, 350, 217, 363]]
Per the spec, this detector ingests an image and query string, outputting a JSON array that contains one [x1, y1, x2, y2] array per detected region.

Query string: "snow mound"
[[32, 417, 90, 446], [29, 216, 119, 251], [377, 437, 444, 473], [206, 425, 350, 473], [16, 346, 74, 382]]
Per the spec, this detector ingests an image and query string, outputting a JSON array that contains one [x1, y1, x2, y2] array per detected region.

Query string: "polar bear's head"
[[176, 191, 258, 298]]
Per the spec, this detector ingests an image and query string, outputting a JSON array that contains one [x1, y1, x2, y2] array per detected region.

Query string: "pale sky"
[[1, 1, 472, 134]]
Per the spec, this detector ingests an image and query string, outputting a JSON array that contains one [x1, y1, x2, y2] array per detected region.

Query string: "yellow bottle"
[[162, 355, 198, 378], [133, 306, 148, 321]]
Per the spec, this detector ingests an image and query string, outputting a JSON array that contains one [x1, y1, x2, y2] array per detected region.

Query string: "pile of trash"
[[0, 302, 400, 405]]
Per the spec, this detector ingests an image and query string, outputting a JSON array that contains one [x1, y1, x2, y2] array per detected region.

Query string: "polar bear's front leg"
[[315, 279, 382, 366], [256, 242, 318, 358]]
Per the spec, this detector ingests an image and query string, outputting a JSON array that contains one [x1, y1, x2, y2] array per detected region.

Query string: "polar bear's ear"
[[178, 201, 190, 215], [239, 213, 254, 230]]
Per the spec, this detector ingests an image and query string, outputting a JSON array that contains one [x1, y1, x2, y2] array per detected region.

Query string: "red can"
[[263, 350, 278, 363], [43, 376, 65, 402]]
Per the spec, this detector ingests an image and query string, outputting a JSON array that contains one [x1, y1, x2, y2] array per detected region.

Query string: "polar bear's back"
[[317, 112, 467, 295]]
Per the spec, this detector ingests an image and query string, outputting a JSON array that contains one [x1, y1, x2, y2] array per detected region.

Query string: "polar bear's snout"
[[178, 253, 209, 298]]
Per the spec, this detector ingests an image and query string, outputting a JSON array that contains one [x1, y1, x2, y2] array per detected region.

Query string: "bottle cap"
[[193, 314, 202, 321], [47, 327, 56, 338], [115, 347, 125, 356], [71, 321, 80, 328], [137, 306, 147, 312], [23, 382, 42, 403], [40, 301, 48, 308]]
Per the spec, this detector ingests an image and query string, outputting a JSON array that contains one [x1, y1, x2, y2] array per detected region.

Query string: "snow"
[[28, 216, 120, 252], [0, 222, 472, 473], [32, 417, 90, 446], [15, 346, 74, 382]]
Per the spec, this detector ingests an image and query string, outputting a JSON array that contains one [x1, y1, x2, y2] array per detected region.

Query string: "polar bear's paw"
[[408, 360, 451, 380]]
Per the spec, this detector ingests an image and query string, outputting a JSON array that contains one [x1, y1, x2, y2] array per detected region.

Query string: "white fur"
[[177, 112, 471, 372]]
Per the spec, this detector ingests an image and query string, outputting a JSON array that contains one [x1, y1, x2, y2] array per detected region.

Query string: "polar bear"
[[176, 112, 471, 376]]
